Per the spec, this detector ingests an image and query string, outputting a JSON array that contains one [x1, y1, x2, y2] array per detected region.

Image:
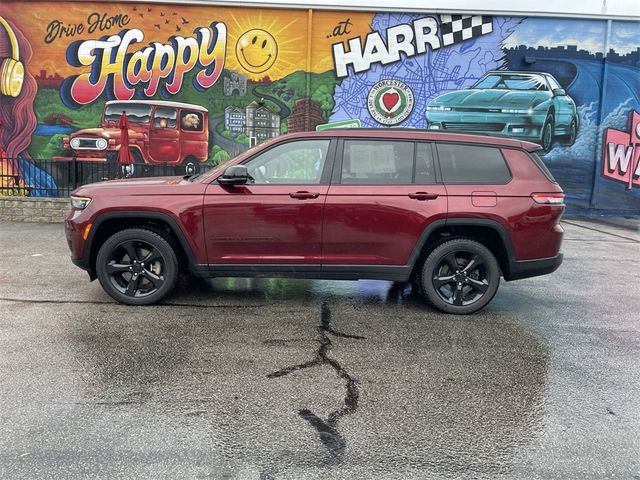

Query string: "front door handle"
[[408, 192, 439, 201], [289, 191, 320, 200]]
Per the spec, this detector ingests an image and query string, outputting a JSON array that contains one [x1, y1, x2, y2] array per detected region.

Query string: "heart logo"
[[382, 91, 399, 112]]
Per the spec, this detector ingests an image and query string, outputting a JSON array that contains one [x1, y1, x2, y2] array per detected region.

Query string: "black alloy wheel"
[[96, 228, 179, 305], [421, 239, 500, 314]]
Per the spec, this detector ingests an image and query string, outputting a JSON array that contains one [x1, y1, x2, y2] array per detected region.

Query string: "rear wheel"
[[420, 239, 500, 314], [560, 117, 577, 146], [539, 114, 554, 154], [96, 228, 179, 305]]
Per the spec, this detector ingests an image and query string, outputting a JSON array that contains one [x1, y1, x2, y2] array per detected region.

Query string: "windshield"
[[472, 74, 548, 91], [104, 103, 153, 124]]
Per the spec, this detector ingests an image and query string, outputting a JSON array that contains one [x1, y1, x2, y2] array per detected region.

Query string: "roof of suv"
[[281, 129, 542, 151]]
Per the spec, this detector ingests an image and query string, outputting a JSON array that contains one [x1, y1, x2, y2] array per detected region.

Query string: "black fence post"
[[71, 156, 78, 193]]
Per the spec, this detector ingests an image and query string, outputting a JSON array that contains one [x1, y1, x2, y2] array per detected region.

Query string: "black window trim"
[[434, 141, 513, 185], [221, 137, 337, 186], [332, 137, 441, 186]]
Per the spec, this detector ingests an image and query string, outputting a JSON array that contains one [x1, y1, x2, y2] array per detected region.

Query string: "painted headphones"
[[0, 16, 24, 97]]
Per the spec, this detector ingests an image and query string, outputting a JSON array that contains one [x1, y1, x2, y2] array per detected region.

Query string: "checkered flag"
[[439, 15, 493, 46]]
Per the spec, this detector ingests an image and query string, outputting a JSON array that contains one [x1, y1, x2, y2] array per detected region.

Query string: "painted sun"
[[225, 11, 306, 80]]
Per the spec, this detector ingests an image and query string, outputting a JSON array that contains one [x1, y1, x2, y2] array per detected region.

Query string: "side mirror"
[[553, 88, 566, 96], [218, 165, 251, 185]]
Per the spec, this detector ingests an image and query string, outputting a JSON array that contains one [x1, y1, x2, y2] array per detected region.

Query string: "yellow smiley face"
[[235, 29, 278, 74]]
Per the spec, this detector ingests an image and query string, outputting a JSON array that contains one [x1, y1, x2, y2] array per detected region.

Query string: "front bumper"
[[505, 253, 563, 281], [425, 111, 546, 141]]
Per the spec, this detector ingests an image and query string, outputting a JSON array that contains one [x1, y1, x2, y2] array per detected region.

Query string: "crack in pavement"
[[267, 302, 365, 464]]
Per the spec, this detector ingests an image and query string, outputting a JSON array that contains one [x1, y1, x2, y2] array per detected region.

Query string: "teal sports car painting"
[[425, 71, 578, 153]]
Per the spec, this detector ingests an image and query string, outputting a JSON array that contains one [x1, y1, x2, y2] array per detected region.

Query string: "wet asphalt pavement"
[[0, 218, 639, 479]]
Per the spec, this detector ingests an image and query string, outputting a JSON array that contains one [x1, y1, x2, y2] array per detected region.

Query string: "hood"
[[430, 89, 549, 108], [70, 128, 146, 140], [72, 176, 190, 197]]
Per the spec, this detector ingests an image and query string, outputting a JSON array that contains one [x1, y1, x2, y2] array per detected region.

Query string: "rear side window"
[[341, 140, 414, 184], [436, 144, 511, 184], [528, 151, 558, 183], [415, 142, 437, 184]]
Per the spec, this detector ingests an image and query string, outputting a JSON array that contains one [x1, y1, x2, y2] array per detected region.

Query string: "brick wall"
[[0, 196, 69, 223]]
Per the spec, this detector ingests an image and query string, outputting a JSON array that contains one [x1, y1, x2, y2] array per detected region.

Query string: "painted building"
[[287, 97, 326, 133], [224, 71, 247, 96], [245, 101, 280, 142], [224, 106, 245, 135], [0, 1, 638, 214]]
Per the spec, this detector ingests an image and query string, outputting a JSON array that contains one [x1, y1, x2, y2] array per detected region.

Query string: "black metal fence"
[[0, 157, 218, 197]]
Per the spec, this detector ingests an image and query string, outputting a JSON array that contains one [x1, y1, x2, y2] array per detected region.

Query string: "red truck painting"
[[53, 100, 209, 174]]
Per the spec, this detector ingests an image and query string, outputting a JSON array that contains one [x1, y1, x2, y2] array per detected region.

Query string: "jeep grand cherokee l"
[[65, 129, 564, 314]]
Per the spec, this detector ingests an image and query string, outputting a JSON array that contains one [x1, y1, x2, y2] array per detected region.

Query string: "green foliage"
[[311, 82, 336, 119], [280, 122, 288, 135], [236, 133, 250, 145], [212, 149, 231, 164], [35, 134, 67, 160], [34, 88, 103, 128]]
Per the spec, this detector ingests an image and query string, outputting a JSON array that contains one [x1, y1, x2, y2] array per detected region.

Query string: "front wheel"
[[420, 239, 500, 314], [96, 228, 179, 305], [182, 156, 198, 176]]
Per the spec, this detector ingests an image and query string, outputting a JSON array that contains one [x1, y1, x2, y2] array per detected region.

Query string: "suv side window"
[[415, 142, 437, 184], [244, 139, 330, 184], [153, 108, 177, 128], [437, 143, 511, 184], [341, 140, 414, 184]]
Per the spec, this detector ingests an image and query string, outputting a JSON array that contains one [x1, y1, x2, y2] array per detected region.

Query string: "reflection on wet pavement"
[[43, 277, 550, 479]]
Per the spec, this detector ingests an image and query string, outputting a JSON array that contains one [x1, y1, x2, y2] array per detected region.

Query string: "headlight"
[[426, 105, 452, 111], [70, 195, 92, 210], [70, 138, 80, 149], [96, 138, 108, 150], [501, 108, 532, 115]]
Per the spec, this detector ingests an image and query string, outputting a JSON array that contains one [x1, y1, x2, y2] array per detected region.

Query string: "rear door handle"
[[289, 191, 320, 200], [408, 192, 439, 201]]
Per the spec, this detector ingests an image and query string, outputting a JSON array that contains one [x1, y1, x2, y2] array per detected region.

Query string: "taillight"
[[531, 193, 565, 205]]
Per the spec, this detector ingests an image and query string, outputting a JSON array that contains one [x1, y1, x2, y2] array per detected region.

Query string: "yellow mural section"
[[1, 2, 373, 81]]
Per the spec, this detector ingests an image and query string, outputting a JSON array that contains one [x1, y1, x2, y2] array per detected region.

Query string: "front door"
[[203, 138, 335, 269], [149, 107, 180, 163], [322, 139, 447, 270]]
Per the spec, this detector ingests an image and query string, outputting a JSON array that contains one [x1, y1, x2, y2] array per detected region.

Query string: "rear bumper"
[[505, 253, 563, 281]]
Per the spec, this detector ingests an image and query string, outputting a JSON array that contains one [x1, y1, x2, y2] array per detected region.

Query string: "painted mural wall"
[[0, 2, 638, 213]]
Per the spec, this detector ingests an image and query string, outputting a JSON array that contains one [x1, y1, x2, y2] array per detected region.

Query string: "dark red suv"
[[65, 129, 564, 314]]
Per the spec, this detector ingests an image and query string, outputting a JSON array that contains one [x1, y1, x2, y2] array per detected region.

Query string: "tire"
[[420, 239, 500, 315], [96, 228, 179, 306], [182, 156, 198, 176], [560, 117, 577, 146], [539, 114, 554, 154]]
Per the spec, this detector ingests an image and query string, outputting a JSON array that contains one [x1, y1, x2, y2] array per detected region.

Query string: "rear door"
[[436, 142, 513, 224], [321, 138, 447, 273], [149, 107, 180, 163]]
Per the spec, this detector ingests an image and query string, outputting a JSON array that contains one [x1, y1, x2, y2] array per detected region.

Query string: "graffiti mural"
[[0, 2, 638, 213], [602, 110, 640, 189]]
